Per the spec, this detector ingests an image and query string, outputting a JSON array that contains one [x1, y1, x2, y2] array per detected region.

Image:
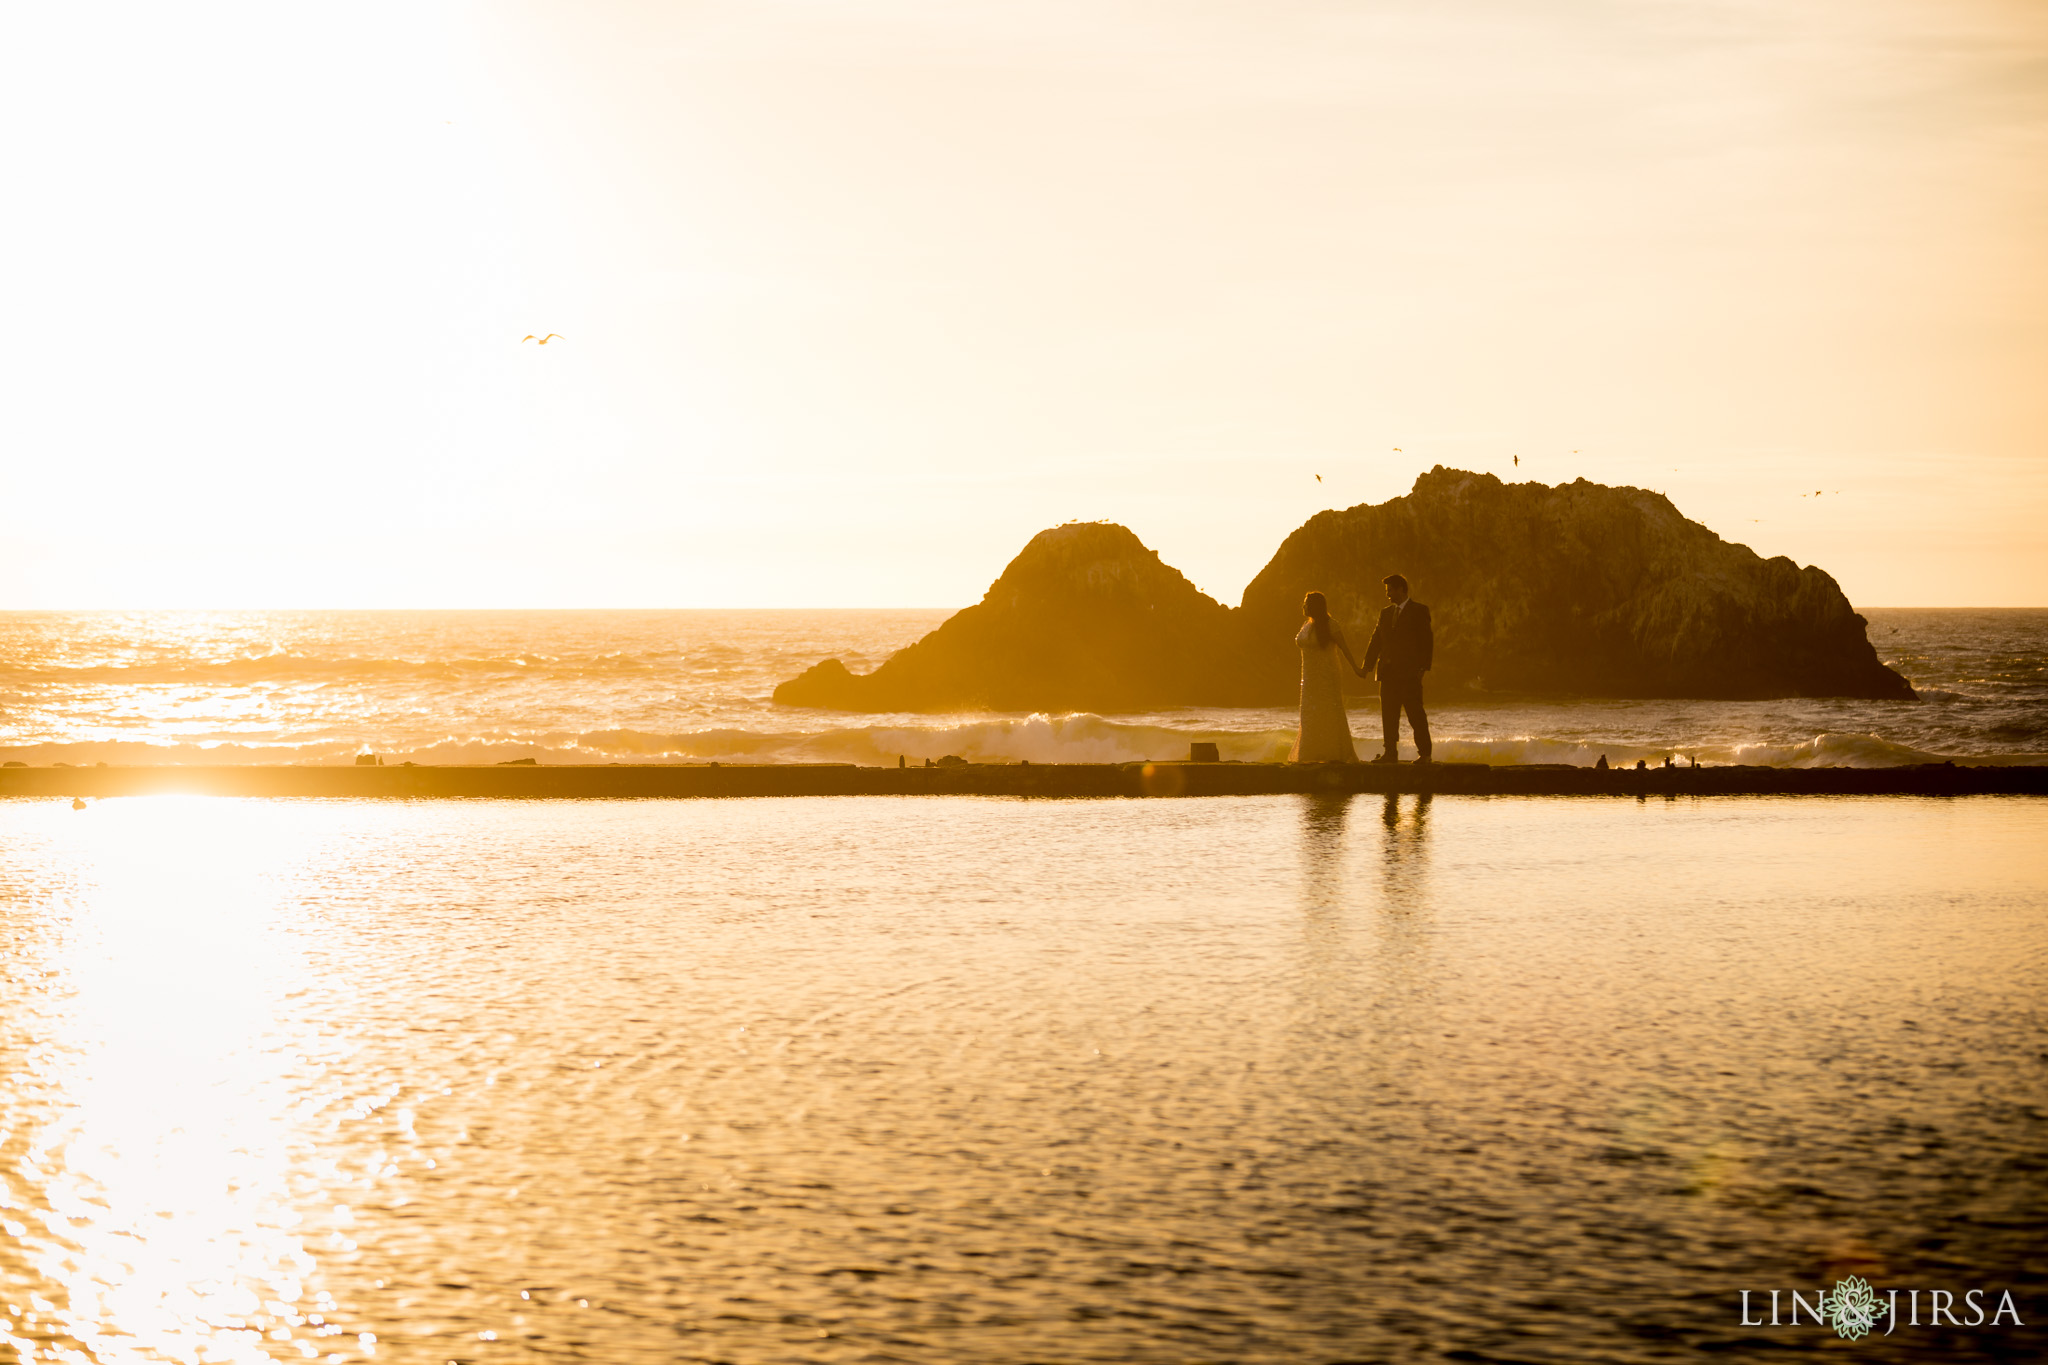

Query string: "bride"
[[1288, 591, 1362, 763]]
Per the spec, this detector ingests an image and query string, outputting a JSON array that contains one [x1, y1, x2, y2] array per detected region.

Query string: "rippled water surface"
[[3, 794, 2044, 1363]]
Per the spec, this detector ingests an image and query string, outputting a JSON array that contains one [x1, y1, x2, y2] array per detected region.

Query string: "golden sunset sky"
[[3, 0, 2043, 607]]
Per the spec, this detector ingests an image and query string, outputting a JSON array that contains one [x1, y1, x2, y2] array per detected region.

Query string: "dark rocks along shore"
[[773, 467, 1914, 712]]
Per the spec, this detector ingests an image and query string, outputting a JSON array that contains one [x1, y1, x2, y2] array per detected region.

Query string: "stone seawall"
[[3, 763, 2042, 800]]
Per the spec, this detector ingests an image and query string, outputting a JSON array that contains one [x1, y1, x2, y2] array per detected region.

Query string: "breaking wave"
[[6, 717, 2042, 771]]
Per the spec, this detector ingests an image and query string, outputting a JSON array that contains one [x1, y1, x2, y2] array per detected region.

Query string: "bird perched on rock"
[[71, 797, 86, 810]]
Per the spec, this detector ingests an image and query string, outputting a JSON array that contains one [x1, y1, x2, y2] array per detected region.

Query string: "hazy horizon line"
[[4, 604, 2042, 615]]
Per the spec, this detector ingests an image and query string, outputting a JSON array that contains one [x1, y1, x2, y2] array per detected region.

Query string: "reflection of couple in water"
[[1287, 574, 1433, 765]]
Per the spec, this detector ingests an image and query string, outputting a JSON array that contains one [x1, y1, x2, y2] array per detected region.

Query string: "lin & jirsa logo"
[[1740, 1276, 2026, 1340]]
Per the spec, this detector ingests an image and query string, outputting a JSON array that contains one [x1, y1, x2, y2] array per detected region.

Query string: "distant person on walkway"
[[1288, 591, 1362, 762], [1358, 574, 1433, 764]]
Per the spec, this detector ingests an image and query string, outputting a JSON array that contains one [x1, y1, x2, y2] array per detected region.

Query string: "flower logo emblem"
[[1819, 1275, 1883, 1341]]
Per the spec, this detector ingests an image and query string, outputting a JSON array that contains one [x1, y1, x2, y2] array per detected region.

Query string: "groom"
[[1357, 573, 1433, 763]]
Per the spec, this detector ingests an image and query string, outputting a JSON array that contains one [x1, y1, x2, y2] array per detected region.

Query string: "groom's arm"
[[1359, 613, 1384, 671]]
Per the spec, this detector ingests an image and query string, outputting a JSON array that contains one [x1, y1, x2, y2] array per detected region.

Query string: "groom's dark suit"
[[1361, 599, 1433, 759]]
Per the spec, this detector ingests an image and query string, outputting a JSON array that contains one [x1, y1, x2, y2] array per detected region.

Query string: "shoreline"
[[3, 762, 2044, 800]]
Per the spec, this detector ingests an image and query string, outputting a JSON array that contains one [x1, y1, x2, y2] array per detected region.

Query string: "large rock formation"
[[774, 468, 1914, 711], [1239, 467, 1912, 700], [774, 521, 1264, 711]]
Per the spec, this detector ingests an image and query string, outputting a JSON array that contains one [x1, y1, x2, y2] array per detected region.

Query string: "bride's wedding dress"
[[1288, 620, 1359, 762]]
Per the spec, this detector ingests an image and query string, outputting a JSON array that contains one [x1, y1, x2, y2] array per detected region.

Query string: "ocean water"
[[1, 792, 2042, 1363], [1, 609, 2044, 770]]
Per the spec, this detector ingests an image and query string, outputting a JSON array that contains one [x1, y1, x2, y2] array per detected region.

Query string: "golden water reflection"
[[2, 798, 375, 1364], [1377, 791, 1431, 909], [1295, 791, 1434, 912], [3, 793, 2044, 1364]]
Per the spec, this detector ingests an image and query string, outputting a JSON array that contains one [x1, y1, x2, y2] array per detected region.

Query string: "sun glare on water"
[[2, 798, 372, 1364]]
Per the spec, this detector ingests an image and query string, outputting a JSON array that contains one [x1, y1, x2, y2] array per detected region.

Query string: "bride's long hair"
[[1302, 591, 1332, 648]]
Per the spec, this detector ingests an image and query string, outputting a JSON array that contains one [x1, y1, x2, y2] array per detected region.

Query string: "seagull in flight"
[[522, 334, 564, 345], [1513, 454, 1519, 467]]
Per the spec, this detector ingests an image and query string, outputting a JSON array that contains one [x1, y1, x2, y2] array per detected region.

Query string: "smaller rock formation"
[[773, 522, 1261, 712]]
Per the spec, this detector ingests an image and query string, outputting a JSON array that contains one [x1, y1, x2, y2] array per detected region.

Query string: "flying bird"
[[1315, 474, 1322, 482], [522, 334, 564, 344], [1392, 448, 1402, 452], [1513, 455, 1519, 467]]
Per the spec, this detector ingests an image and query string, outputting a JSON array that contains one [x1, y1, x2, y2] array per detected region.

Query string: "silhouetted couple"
[[1286, 575, 1433, 764]]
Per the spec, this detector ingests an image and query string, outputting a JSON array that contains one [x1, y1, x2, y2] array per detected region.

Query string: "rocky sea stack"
[[1241, 467, 1914, 701], [775, 468, 1914, 711], [774, 522, 1263, 711]]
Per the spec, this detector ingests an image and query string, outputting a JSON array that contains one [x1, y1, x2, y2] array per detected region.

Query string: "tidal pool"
[[2, 793, 2042, 1363]]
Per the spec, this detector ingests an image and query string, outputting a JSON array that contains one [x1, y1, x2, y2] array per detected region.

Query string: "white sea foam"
[[7, 718, 2045, 771]]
